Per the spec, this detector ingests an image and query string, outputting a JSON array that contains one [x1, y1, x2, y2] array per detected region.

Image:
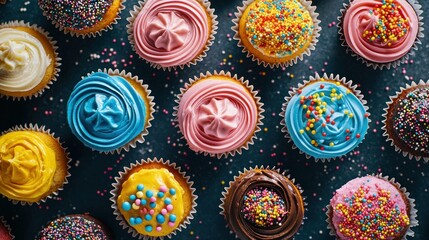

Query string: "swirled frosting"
[[0, 131, 56, 203], [223, 169, 304, 239], [343, 0, 419, 63], [133, 0, 209, 67], [177, 77, 258, 155], [67, 72, 146, 152], [330, 176, 410, 239], [0, 28, 51, 92], [285, 80, 369, 159]]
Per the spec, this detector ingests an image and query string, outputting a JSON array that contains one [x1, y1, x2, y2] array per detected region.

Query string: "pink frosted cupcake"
[[0, 217, 13, 240]]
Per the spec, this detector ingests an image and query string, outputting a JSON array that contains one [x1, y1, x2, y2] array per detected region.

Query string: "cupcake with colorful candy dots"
[[338, 0, 424, 69]]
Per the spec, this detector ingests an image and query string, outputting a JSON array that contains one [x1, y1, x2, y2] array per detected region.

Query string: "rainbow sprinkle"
[[241, 187, 287, 227]]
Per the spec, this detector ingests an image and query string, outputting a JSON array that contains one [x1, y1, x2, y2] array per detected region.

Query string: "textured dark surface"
[[1, 0, 429, 239]]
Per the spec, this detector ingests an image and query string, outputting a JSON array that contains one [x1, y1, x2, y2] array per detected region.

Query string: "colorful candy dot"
[[122, 202, 131, 211]]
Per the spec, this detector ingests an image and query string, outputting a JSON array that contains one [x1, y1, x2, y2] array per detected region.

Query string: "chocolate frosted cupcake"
[[220, 167, 305, 240], [383, 80, 429, 161]]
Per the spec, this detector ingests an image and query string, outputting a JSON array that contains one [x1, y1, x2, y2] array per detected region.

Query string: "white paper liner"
[[127, 0, 218, 71], [337, 0, 425, 70], [172, 70, 265, 159], [219, 166, 307, 239], [109, 157, 198, 239], [232, 0, 321, 68], [0, 123, 71, 206], [382, 79, 429, 162], [326, 174, 418, 239], [279, 72, 371, 162], [0, 21, 61, 101], [80, 68, 156, 154], [40, 0, 126, 38], [0, 216, 14, 240]]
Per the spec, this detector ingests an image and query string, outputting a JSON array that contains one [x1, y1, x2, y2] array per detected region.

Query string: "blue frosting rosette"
[[282, 74, 370, 160], [67, 71, 148, 153]]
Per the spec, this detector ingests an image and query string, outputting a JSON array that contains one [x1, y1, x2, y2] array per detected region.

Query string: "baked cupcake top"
[[36, 214, 110, 239], [132, 0, 209, 67], [38, 0, 114, 31], [222, 169, 304, 240], [0, 28, 51, 93], [330, 176, 410, 240], [0, 131, 56, 203], [67, 72, 146, 152], [241, 0, 314, 58], [343, 0, 419, 63], [285, 79, 369, 159], [177, 76, 258, 156], [117, 168, 185, 237]]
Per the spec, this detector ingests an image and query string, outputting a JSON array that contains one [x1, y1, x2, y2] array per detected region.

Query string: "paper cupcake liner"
[[381, 79, 429, 162], [232, 0, 321, 68], [0, 216, 15, 240], [110, 157, 198, 239], [279, 72, 371, 162], [326, 173, 418, 239], [41, 0, 126, 38], [172, 70, 265, 159], [219, 166, 307, 239], [127, 0, 218, 71], [84, 68, 156, 154], [0, 123, 71, 206], [338, 0, 424, 70], [0, 21, 61, 101]]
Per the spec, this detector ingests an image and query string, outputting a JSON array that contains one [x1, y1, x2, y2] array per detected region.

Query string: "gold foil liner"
[[0, 123, 71, 206], [0, 20, 61, 100], [381, 79, 429, 162], [127, 0, 218, 71], [337, 0, 424, 70], [219, 166, 306, 239], [110, 157, 198, 239], [173, 70, 265, 159], [326, 174, 418, 239], [279, 72, 371, 162], [0, 216, 14, 239], [232, 0, 321, 68]]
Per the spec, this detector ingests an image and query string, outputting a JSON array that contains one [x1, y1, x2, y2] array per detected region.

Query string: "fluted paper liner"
[[0, 123, 71, 206], [338, 0, 424, 70], [326, 174, 418, 239], [127, 0, 218, 71], [173, 70, 265, 159], [110, 158, 197, 239], [280, 72, 371, 162], [0, 216, 14, 239], [382, 79, 429, 162], [0, 21, 61, 100], [219, 166, 307, 239], [232, 0, 321, 68]]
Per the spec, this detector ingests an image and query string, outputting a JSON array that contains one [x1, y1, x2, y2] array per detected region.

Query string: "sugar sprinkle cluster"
[[241, 187, 287, 228], [245, 0, 314, 57]]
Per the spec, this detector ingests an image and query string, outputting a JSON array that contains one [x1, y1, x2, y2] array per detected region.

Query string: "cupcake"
[[127, 0, 218, 70], [280, 73, 370, 161], [35, 214, 111, 239], [0, 21, 60, 100], [0, 217, 13, 240], [175, 71, 264, 158], [233, 0, 321, 68], [327, 175, 418, 239], [110, 158, 197, 239], [0, 124, 70, 205], [38, 0, 125, 38], [67, 69, 155, 154], [339, 0, 424, 69], [382, 80, 429, 161], [220, 167, 305, 240]]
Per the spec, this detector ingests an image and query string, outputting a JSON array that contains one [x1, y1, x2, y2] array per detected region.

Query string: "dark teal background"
[[1, 0, 429, 239]]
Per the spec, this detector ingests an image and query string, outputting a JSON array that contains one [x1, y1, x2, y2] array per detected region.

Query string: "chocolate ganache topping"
[[223, 169, 304, 240]]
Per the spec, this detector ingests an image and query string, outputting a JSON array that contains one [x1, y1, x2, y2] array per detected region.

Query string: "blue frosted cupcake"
[[67, 69, 155, 154], [280, 73, 370, 161]]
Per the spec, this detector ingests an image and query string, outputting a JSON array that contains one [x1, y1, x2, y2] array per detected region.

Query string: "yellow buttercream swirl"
[[0, 131, 56, 202]]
